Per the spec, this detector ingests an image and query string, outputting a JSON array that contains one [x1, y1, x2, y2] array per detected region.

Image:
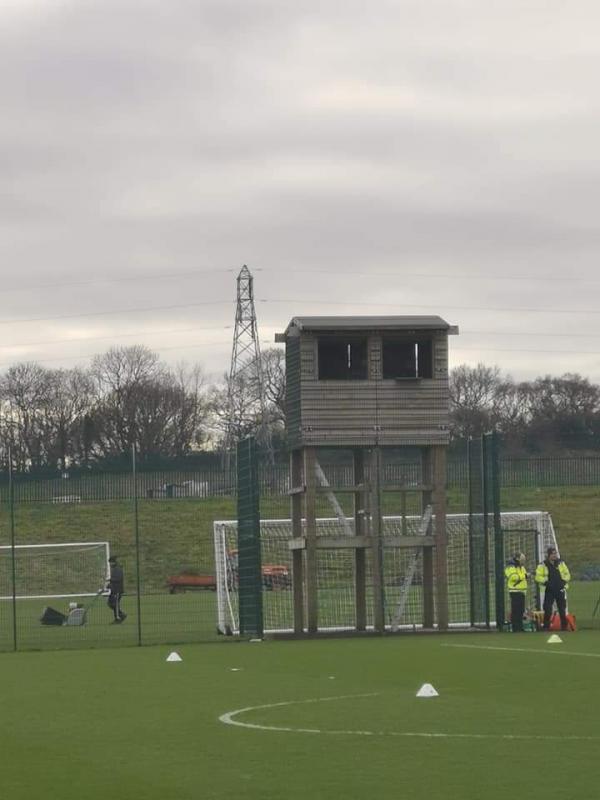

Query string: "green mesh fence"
[[0, 451, 233, 652], [469, 433, 548, 631], [1, 444, 599, 652]]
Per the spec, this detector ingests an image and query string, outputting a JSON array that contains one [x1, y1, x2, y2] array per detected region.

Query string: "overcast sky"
[[2, 0, 600, 384]]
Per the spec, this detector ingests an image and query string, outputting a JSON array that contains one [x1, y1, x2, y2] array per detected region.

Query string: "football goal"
[[0, 542, 110, 600], [214, 512, 557, 635]]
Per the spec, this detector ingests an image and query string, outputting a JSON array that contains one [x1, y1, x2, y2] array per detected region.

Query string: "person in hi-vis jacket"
[[535, 547, 571, 631], [505, 552, 528, 632]]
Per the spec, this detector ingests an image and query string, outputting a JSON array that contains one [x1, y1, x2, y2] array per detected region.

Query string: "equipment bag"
[[40, 607, 67, 626]]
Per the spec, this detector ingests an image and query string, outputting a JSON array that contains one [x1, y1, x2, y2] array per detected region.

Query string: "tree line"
[[0, 345, 286, 472], [449, 364, 600, 453], [1, 346, 598, 472]]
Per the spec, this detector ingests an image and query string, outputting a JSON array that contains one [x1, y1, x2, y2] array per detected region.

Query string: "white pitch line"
[[442, 643, 600, 658], [219, 694, 378, 734], [219, 694, 599, 741]]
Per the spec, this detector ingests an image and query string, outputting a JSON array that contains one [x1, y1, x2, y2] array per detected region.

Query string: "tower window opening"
[[382, 337, 433, 379], [318, 337, 368, 380]]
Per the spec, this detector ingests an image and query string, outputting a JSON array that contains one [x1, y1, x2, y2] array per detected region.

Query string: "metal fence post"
[[9, 450, 17, 652], [489, 432, 505, 631], [132, 446, 143, 646], [237, 437, 263, 637], [482, 435, 491, 629], [468, 436, 490, 628]]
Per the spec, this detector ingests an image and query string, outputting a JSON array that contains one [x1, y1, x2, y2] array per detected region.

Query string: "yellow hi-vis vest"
[[505, 565, 528, 593], [535, 561, 571, 590]]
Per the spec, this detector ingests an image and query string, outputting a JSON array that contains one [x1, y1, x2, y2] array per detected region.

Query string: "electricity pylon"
[[224, 265, 273, 465]]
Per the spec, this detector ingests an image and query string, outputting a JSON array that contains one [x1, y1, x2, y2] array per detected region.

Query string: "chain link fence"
[[6, 454, 600, 504]]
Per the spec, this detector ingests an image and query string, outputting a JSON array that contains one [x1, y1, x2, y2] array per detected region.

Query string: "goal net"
[[0, 542, 110, 600], [214, 512, 557, 635]]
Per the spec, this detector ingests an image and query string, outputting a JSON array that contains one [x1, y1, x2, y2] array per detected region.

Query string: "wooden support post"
[[304, 447, 318, 633], [421, 449, 435, 628], [370, 447, 385, 633], [290, 449, 304, 634], [433, 445, 449, 630], [353, 449, 366, 631]]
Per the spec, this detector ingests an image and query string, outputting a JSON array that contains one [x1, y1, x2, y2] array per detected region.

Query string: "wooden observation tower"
[[275, 315, 459, 634]]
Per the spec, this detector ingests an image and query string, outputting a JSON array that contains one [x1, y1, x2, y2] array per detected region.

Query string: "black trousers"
[[543, 587, 568, 630], [509, 592, 526, 631], [108, 592, 125, 620]]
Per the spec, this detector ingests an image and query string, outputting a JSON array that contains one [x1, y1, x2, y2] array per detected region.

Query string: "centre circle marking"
[[219, 693, 598, 741]]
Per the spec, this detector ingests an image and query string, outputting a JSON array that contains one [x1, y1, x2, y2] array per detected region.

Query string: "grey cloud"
[[1, 0, 600, 378]]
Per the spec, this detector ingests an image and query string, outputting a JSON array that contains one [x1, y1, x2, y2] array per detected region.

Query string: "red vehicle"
[[261, 563, 292, 590], [226, 550, 291, 590], [167, 574, 217, 593]]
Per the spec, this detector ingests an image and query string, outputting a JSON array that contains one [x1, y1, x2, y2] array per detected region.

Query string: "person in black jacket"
[[107, 555, 127, 624], [535, 547, 571, 631]]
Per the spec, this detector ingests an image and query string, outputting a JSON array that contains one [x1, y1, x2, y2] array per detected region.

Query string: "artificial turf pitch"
[[2, 632, 599, 800]]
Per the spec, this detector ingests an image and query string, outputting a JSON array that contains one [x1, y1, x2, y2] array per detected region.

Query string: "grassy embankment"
[[2, 484, 598, 573]]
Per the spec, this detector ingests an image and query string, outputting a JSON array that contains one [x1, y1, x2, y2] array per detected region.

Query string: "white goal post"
[[214, 511, 558, 635], [0, 541, 110, 601]]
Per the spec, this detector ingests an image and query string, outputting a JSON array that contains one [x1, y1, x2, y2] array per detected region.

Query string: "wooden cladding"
[[287, 328, 451, 447]]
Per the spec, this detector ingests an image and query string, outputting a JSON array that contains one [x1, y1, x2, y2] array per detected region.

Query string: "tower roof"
[[278, 315, 457, 338]]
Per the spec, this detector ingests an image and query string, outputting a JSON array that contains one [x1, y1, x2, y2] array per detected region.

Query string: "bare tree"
[[207, 348, 286, 452], [41, 368, 95, 469], [520, 373, 600, 451], [91, 346, 164, 457], [90, 346, 210, 460], [169, 363, 210, 456], [0, 363, 52, 470], [208, 371, 261, 448], [133, 371, 208, 459], [261, 347, 286, 426], [449, 363, 506, 439]]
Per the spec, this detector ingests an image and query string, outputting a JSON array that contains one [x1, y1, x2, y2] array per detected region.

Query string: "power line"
[[4, 295, 600, 328], [455, 346, 600, 356], [4, 265, 600, 296], [464, 329, 600, 339], [2, 323, 600, 354], [0, 340, 234, 369], [264, 268, 600, 284], [0, 300, 233, 326], [0, 324, 232, 351], [0, 267, 240, 296], [258, 298, 600, 316], [1, 296, 600, 368]]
